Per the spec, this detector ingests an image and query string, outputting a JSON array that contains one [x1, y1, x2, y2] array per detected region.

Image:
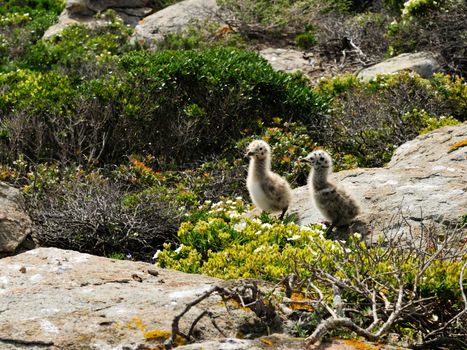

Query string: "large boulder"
[[290, 123, 467, 239], [0, 247, 262, 349], [357, 52, 441, 82], [44, 0, 154, 38], [134, 0, 220, 47], [0, 182, 33, 256]]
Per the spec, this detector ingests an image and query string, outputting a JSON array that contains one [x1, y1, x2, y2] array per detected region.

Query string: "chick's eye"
[[259, 147, 263, 150]]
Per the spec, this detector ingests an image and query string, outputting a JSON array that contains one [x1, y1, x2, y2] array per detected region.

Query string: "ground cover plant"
[[156, 198, 467, 348]]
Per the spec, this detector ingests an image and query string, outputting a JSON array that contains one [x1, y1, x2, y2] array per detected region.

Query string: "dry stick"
[[305, 317, 379, 346], [165, 285, 232, 349]]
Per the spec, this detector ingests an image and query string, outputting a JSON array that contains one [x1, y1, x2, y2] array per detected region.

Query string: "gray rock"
[[0, 182, 33, 255], [66, 0, 151, 15], [357, 52, 441, 81], [290, 123, 467, 239], [44, 0, 154, 38], [0, 247, 260, 349], [259, 48, 317, 74], [134, 0, 219, 47]]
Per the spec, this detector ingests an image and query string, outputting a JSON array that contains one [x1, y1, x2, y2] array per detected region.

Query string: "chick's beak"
[[245, 151, 253, 158]]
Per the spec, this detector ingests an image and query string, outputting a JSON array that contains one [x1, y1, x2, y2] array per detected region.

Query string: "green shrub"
[[316, 72, 464, 167], [295, 31, 317, 50], [157, 201, 467, 346], [0, 9, 59, 70], [0, 0, 64, 15], [21, 11, 136, 75], [1, 46, 328, 166], [387, 0, 467, 76], [112, 48, 328, 165]]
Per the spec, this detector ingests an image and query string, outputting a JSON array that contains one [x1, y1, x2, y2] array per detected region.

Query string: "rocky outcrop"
[[134, 0, 220, 47], [259, 48, 316, 74], [290, 123, 467, 239], [357, 52, 441, 81], [44, 0, 154, 38], [0, 182, 33, 256], [0, 247, 263, 349]]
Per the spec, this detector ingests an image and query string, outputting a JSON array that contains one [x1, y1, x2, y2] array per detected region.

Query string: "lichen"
[[448, 139, 467, 153]]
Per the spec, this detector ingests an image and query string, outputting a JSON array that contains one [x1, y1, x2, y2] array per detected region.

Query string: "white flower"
[[353, 233, 362, 240], [226, 200, 233, 204], [204, 200, 212, 205], [153, 250, 162, 260], [254, 246, 265, 253], [174, 244, 184, 254], [432, 314, 439, 321], [235, 196, 242, 200], [229, 212, 240, 219], [287, 235, 301, 241], [345, 248, 352, 253], [255, 231, 262, 235], [233, 221, 247, 232], [261, 223, 272, 229]]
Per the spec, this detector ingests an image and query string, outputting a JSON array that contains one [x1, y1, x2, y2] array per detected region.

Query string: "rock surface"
[[0, 248, 408, 350], [290, 123, 467, 238], [259, 48, 317, 74], [357, 52, 441, 81], [44, 0, 154, 38], [0, 247, 263, 350], [134, 0, 220, 47], [0, 182, 33, 256]]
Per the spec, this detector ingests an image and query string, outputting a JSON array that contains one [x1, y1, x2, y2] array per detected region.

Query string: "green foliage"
[[403, 109, 460, 134], [21, 11, 136, 74], [156, 198, 329, 280], [400, 0, 443, 17], [0, 9, 58, 71], [295, 30, 317, 50], [316, 71, 464, 167], [387, 0, 466, 76], [0, 0, 64, 15]]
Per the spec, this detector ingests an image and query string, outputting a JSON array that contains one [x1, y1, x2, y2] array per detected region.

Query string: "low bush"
[[387, 0, 467, 76], [1, 47, 328, 167], [28, 169, 182, 261], [0, 9, 59, 70], [316, 72, 463, 167], [157, 200, 467, 347], [20, 11, 136, 76]]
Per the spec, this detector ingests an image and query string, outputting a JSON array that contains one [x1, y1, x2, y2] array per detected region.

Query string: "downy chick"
[[300, 149, 360, 234], [246, 140, 292, 220]]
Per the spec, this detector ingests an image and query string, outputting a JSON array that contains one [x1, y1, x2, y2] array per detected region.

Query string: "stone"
[[357, 52, 441, 81], [290, 123, 467, 239], [259, 48, 317, 74], [0, 247, 262, 349], [0, 182, 34, 256], [134, 0, 220, 47], [44, 0, 154, 38]]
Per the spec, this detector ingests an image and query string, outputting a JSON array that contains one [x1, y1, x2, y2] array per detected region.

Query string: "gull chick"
[[300, 149, 360, 234], [246, 140, 292, 220]]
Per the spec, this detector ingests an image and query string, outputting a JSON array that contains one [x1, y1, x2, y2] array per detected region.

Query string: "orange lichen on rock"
[[289, 292, 314, 312], [342, 339, 382, 350], [448, 139, 467, 152]]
